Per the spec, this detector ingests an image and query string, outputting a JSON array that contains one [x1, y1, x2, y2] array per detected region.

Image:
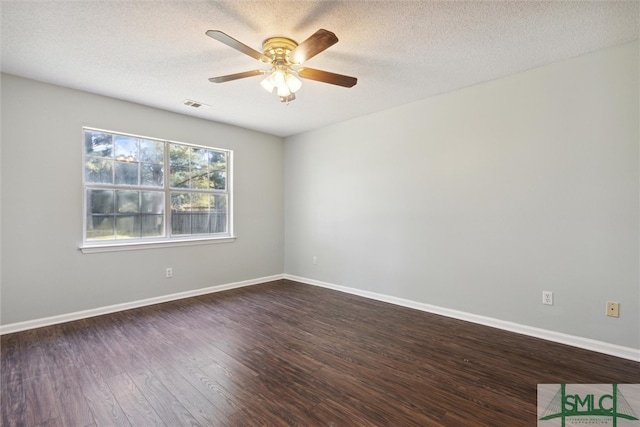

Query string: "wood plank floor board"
[[2, 279, 639, 426], [306, 398, 387, 427], [154, 365, 230, 426], [57, 321, 96, 369], [225, 406, 291, 427], [129, 369, 201, 426], [0, 334, 23, 386], [193, 323, 258, 358], [220, 361, 324, 415], [68, 320, 125, 380], [17, 329, 49, 381], [93, 313, 157, 373], [48, 365, 95, 427], [106, 372, 166, 426], [34, 325, 78, 372], [1, 373, 26, 427], [169, 362, 246, 418], [76, 364, 131, 427], [22, 373, 59, 427], [311, 364, 449, 426]]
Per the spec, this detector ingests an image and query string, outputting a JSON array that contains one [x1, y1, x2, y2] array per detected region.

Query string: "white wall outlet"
[[606, 301, 619, 317], [312, 256, 318, 265], [166, 267, 173, 278], [542, 291, 553, 305]]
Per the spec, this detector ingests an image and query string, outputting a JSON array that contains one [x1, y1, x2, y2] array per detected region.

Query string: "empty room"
[[1, 1, 639, 426]]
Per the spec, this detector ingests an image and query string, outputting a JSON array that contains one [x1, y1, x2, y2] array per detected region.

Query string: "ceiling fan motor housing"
[[262, 37, 298, 64]]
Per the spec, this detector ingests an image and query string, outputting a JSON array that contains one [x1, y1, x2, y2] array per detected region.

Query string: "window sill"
[[79, 236, 237, 253]]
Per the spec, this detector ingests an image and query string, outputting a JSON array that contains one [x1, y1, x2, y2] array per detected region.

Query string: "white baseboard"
[[284, 274, 640, 362], [0, 274, 284, 335], [3, 272, 638, 362]]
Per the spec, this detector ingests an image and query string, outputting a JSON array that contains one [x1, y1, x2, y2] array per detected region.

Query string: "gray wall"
[[1, 74, 284, 325], [284, 41, 639, 349]]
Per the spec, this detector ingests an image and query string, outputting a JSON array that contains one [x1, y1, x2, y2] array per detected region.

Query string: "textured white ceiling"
[[1, 1, 638, 137]]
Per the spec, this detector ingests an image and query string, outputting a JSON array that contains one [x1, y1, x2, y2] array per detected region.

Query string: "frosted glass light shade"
[[277, 83, 291, 97], [286, 73, 302, 93], [272, 70, 285, 86], [260, 75, 275, 93]]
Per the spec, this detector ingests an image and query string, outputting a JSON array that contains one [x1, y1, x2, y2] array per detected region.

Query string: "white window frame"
[[80, 127, 235, 253]]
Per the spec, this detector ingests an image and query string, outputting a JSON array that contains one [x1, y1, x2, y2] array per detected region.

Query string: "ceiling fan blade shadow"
[[290, 29, 338, 64], [210, 3, 261, 32], [293, 2, 341, 32], [206, 30, 269, 62], [298, 68, 357, 88], [209, 70, 266, 83]]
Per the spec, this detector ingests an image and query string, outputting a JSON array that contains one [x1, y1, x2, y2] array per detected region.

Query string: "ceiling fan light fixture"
[[261, 67, 302, 100], [207, 29, 357, 103], [260, 74, 276, 93], [272, 69, 286, 86], [277, 83, 291, 97], [285, 72, 302, 93]]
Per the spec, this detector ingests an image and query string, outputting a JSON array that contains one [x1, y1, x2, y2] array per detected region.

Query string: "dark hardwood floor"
[[2, 279, 639, 426]]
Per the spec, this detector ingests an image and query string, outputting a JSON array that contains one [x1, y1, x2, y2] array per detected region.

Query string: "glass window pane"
[[170, 144, 189, 167], [141, 163, 163, 187], [191, 169, 210, 189], [115, 161, 139, 185], [85, 131, 113, 158], [86, 216, 115, 240], [85, 157, 114, 184], [141, 191, 164, 214], [192, 212, 209, 234], [170, 166, 190, 188], [141, 214, 164, 238], [191, 148, 208, 168], [190, 193, 209, 210], [210, 214, 227, 233], [116, 216, 139, 239], [211, 194, 227, 209], [170, 144, 190, 188], [116, 191, 139, 213], [210, 194, 227, 233], [89, 189, 114, 214], [191, 149, 208, 189], [114, 135, 139, 162], [209, 150, 226, 171], [140, 139, 163, 164], [171, 192, 190, 212], [171, 213, 191, 235], [209, 171, 226, 190], [171, 192, 191, 235], [190, 193, 209, 234]]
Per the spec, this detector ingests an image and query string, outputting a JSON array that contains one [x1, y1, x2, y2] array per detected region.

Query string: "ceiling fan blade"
[[206, 30, 269, 62], [209, 70, 266, 83], [290, 29, 339, 64], [298, 68, 357, 88]]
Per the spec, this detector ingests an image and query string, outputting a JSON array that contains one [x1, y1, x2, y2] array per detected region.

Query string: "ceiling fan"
[[206, 29, 357, 103]]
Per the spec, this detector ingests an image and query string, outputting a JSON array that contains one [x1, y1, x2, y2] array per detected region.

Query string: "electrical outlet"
[[542, 291, 553, 305], [606, 301, 619, 318], [312, 256, 318, 265], [166, 267, 173, 278]]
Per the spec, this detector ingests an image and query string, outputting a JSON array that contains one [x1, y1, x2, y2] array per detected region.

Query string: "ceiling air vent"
[[183, 99, 211, 110]]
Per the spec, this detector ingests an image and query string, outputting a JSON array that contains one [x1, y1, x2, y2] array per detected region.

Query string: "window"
[[82, 128, 232, 251]]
